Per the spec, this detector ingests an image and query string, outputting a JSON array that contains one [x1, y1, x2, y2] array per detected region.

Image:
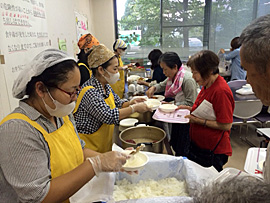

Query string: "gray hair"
[[193, 175, 270, 203], [239, 14, 270, 74]]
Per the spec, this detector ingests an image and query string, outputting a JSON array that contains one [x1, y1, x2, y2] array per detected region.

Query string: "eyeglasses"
[[56, 86, 81, 98]]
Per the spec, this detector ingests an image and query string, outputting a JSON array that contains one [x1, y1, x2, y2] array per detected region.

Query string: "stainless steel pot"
[[119, 126, 166, 153]]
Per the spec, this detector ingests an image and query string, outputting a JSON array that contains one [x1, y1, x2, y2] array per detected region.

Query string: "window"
[[115, 0, 261, 64]]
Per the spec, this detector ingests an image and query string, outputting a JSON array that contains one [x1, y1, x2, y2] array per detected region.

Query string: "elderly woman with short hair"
[[180, 50, 235, 171]]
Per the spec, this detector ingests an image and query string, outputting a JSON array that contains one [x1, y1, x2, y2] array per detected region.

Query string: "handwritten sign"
[[75, 11, 89, 42], [0, 0, 50, 111]]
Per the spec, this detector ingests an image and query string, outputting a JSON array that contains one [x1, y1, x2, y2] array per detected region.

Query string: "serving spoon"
[[129, 144, 145, 156]]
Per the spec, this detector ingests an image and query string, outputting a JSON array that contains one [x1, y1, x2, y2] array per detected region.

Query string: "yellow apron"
[[110, 56, 125, 99], [1, 113, 84, 202], [78, 62, 92, 78], [73, 86, 115, 153]]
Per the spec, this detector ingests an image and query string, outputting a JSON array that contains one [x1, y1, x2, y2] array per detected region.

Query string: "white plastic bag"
[[69, 172, 115, 203]]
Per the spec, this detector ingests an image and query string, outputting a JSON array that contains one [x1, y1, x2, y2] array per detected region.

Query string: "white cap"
[[12, 49, 75, 99], [114, 39, 127, 50]]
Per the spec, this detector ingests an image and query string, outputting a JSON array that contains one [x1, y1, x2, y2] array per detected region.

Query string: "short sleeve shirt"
[[74, 75, 127, 134], [190, 75, 235, 155], [0, 101, 85, 202]]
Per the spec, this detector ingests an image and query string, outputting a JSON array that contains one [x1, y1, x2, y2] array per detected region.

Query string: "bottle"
[[145, 68, 151, 78]]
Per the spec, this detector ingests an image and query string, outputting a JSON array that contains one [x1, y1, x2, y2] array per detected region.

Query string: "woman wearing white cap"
[[0, 49, 130, 202], [73, 44, 151, 153], [110, 39, 131, 98]]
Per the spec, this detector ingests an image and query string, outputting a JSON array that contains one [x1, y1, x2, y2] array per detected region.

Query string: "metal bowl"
[[119, 126, 166, 153]]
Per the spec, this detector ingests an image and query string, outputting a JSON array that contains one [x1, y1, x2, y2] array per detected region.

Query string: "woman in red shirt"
[[179, 50, 235, 171]]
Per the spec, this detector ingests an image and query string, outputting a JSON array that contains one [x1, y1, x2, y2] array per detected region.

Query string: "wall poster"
[[0, 0, 50, 114], [75, 11, 89, 42]]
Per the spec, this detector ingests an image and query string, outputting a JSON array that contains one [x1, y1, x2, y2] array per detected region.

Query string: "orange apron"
[[1, 113, 84, 203], [74, 86, 115, 153]]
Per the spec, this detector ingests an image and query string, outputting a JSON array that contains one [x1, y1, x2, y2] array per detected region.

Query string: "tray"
[[152, 108, 190, 123], [244, 147, 267, 178]]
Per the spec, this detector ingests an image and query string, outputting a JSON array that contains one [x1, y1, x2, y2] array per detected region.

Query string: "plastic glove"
[[88, 151, 128, 177], [131, 102, 152, 113], [130, 97, 146, 105]]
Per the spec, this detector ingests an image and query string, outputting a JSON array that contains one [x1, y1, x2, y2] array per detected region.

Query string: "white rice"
[[113, 177, 189, 201]]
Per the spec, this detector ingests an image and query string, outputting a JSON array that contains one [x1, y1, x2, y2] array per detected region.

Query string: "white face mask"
[[42, 90, 75, 117], [103, 69, 120, 84], [120, 51, 125, 56]]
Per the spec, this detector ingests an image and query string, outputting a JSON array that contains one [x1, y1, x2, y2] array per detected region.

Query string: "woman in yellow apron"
[[73, 44, 151, 153], [110, 39, 131, 99], [0, 49, 128, 202]]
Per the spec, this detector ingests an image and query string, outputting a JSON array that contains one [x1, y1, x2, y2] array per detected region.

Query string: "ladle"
[[129, 144, 145, 156]]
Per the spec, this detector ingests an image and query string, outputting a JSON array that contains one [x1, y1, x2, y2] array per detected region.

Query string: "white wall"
[[45, 0, 115, 56], [46, 0, 95, 58], [0, 0, 116, 120], [91, 0, 116, 50]]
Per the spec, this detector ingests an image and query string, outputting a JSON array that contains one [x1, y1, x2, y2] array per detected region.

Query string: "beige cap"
[[88, 44, 115, 69]]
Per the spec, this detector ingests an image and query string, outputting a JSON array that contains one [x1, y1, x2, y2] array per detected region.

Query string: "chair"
[[227, 80, 263, 146], [254, 106, 270, 127], [232, 100, 263, 146], [227, 80, 247, 88]]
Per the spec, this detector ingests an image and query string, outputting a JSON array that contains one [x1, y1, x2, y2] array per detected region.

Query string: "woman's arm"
[[119, 101, 151, 120], [137, 80, 150, 87], [83, 147, 101, 160], [185, 114, 232, 131], [223, 49, 239, 60], [43, 150, 127, 203], [42, 160, 95, 203], [177, 105, 193, 111], [153, 78, 168, 93]]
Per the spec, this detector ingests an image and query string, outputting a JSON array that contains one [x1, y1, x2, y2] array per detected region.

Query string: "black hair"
[[148, 49, 162, 70], [91, 55, 118, 76], [26, 60, 78, 97], [158, 52, 182, 69], [231, 37, 241, 50], [77, 49, 90, 64], [187, 50, 219, 80]]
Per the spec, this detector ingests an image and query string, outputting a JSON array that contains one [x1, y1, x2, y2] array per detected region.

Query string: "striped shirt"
[[0, 101, 85, 202], [74, 75, 127, 134]]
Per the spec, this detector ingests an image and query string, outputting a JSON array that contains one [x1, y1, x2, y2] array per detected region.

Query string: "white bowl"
[[242, 84, 251, 89], [128, 75, 141, 82], [150, 95, 165, 101], [144, 99, 161, 110], [159, 104, 178, 113], [131, 96, 148, 101], [119, 118, 138, 127], [119, 118, 139, 132], [137, 85, 144, 92], [128, 84, 136, 92], [122, 150, 149, 171]]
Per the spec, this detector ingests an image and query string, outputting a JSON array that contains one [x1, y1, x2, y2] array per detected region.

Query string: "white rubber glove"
[[87, 151, 128, 177], [131, 102, 152, 113]]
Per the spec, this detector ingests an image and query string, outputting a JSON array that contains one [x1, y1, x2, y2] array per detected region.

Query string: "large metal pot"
[[119, 126, 166, 153]]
